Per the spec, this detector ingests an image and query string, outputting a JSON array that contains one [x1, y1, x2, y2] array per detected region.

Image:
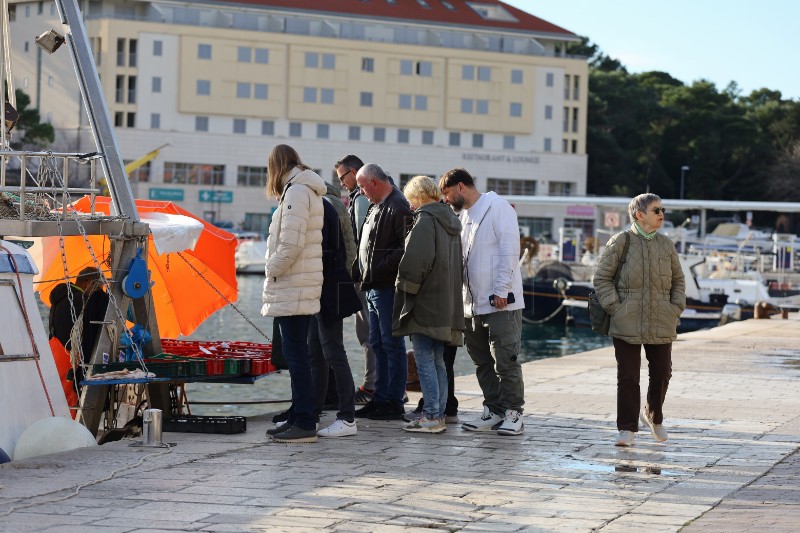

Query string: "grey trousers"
[[355, 290, 377, 390], [464, 309, 524, 415]]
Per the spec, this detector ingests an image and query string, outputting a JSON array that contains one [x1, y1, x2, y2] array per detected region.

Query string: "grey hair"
[[359, 163, 390, 182], [628, 193, 661, 223]]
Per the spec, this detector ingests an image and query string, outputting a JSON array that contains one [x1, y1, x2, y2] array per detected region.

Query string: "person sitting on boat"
[[261, 144, 326, 444], [48, 279, 84, 348], [593, 193, 685, 448], [75, 266, 110, 365]]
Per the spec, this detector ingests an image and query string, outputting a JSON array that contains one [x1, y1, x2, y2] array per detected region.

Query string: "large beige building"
[[9, 0, 589, 239]]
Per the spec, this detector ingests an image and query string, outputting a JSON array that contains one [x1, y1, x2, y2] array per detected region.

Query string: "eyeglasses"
[[651, 207, 666, 215], [338, 169, 353, 180]]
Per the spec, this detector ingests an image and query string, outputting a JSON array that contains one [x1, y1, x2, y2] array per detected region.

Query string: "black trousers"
[[613, 338, 672, 432]]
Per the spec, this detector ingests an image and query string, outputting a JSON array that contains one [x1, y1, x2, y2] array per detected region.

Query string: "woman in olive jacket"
[[593, 193, 685, 447]]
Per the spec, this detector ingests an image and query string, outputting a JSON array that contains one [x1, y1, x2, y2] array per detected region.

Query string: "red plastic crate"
[[160, 339, 276, 376]]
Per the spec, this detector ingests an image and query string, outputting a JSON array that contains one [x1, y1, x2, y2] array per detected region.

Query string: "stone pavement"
[[1, 315, 799, 532]]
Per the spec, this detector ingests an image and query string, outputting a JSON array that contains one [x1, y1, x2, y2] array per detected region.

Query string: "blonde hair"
[[266, 144, 310, 199], [403, 175, 440, 206]]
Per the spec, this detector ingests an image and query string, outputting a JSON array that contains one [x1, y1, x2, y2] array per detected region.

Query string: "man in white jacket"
[[439, 168, 525, 436]]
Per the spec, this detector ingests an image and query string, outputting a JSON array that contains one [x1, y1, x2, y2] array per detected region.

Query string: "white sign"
[[604, 211, 620, 228]]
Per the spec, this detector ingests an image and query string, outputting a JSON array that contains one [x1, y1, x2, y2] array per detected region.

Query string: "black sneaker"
[[367, 403, 405, 421], [354, 400, 380, 419], [271, 426, 318, 443], [266, 422, 292, 436], [354, 387, 374, 405], [272, 409, 290, 424]]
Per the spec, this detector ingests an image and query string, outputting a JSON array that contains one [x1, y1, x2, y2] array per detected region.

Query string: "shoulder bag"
[[588, 232, 630, 335]]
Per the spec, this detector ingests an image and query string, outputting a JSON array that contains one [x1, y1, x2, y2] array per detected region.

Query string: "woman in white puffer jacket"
[[261, 144, 326, 444]]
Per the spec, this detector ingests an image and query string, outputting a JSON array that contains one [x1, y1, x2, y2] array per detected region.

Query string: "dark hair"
[[335, 154, 364, 172], [77, 267, 103, 282], [438, 168, 475, 190]]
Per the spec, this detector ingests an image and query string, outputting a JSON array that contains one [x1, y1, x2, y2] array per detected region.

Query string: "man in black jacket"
[[353, 163, 413, 420]]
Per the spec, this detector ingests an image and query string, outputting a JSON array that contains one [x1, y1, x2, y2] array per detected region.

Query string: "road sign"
[[604, 211, 620, 228], [199, 190, 233, 203], [148, 188, 184, 201]]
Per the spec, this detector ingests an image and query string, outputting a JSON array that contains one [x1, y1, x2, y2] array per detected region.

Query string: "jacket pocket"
[[656, 300, 680, 337]]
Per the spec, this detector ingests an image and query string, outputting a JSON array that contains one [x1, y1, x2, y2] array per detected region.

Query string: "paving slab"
[[1, 315, 800, 532]]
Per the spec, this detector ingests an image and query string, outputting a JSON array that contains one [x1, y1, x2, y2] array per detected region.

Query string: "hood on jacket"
[[49, 282, 81, 306], [418, 202, 461, 236], [283, 167, 327, 197]]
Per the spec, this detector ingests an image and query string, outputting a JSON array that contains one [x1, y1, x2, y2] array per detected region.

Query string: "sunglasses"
[[651, 207, 666, 215]]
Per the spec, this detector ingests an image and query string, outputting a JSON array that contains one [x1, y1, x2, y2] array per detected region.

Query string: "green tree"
[[10, 88, 55, 149]]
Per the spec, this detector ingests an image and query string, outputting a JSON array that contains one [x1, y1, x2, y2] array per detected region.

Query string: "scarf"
[[633, 221, 657, 240]]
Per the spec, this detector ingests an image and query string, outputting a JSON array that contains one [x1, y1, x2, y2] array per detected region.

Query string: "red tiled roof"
[[213, 0, 576, 37]]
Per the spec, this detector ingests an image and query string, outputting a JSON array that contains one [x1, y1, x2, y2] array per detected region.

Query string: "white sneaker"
[[615, 430, 635, 447], [462, 406, 504, 432], [496, 409, 524, 436], [640, 407, 668, 442], [317, 419, 357, 438]]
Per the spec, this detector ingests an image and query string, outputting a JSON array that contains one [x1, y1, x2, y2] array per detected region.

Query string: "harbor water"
[[184, 275, 612, 416]]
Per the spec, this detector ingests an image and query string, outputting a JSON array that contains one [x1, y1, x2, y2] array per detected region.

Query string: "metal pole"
[[680, 165, 690, 200]]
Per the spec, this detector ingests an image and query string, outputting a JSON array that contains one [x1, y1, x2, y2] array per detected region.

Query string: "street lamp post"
[[680, 165, 690, 199]]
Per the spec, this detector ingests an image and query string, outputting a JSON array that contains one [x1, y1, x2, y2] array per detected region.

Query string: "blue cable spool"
[[122, 248, 152, 299]]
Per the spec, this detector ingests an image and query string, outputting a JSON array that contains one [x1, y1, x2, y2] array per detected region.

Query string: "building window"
[[362, 57, 374, 72], [305, 52, 318, 68], [114, 112, 124, 127], [510, 102, 522, 117], [37, 1, 43, 15], [477, 66, 491, 81], [549, 181, 574, 196], [237, 47, 251, 63], [373, 127, 386, 142], [150, 113, 160, 129], [414, 95, 428, 110], [546, 72, 554, 87], [164, 162, 225, 185], [417, 61, 432, 76], [472, 133, 483, 148], [349, 125, 361, 141], [303, 87, 317, 103], [400, 59, 413, 75], [152, 76, 162, 93], [128, 39, 137, 67], [127, 76, 137, 104], [544, 105, 552, 119], [476, 99, 488, 114], [422, 130, 434, 145], [289, 122, 302, 137], [564, 74, 571, 99], [563, 139, 569, 153], [126, 113, 135, 128], [254, 84, 268, 100], [317, 123, 330, 139], [116, 38, 125, 66], [195, 116, 209, 132], [572, 139, 578, 153], [233, 118, 246, 134], [237, 166, 267, 187], [503, 135, 515, 150], [153, 40, 163, 56], [462, 65, 474, 80], [544, 138, 552, 152], [397, 129, 410, 144], [563, 107, 569, 132], [511, 69, 523, 84], [487, 178, 537, 195], [197, 80, 211, 96], [320, 88, 334, 104], [399, 94, 412, 110], [360, 92, 373, 107], [198, 43, 212, 60], [236, 82, 251, 99], [24, 41, 28, 53], [321, 53, 335, 69], [115, 75, 124, 103], [461, 98, 473, 114], [573, 75, 580, 100], [125, 161, 151, 182], [449, 132, 460, 147], [254, 48, 269, 64], [572, 108, 579, 132], [261, 120, 274, 135]]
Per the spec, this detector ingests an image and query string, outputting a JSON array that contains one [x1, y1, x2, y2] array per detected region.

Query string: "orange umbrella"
[[36, 196, 238, 338]]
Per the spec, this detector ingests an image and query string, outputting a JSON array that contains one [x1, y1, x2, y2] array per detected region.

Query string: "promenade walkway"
[[1, 315, 799, 532]]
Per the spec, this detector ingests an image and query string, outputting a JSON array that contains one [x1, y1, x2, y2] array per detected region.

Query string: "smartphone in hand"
[[489, 293, 516, 306]]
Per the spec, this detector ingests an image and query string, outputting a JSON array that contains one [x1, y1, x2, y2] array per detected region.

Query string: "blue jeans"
[[309, 314, 355, 422], [411, 334, 447, 419], [366, 288, 407, 406], [276, 315, 315, 430]]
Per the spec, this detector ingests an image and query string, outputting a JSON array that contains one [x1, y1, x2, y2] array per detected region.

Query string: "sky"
[[504, 0, 799, 100]]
